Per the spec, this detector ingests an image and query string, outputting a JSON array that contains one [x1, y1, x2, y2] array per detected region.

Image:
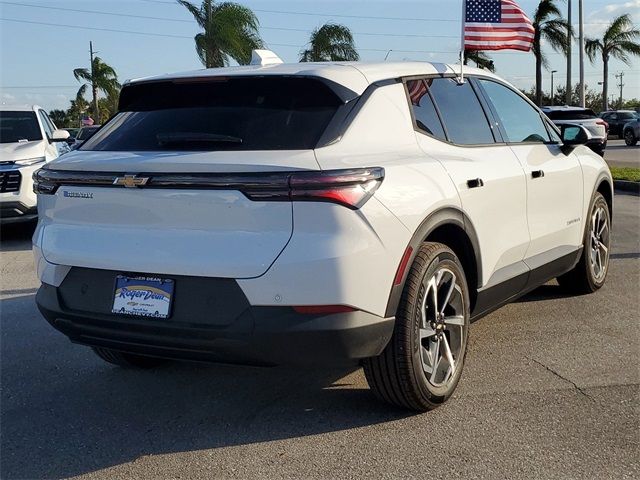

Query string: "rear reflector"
[[292, 305, 357, 315], [393, 246, 414, 286]]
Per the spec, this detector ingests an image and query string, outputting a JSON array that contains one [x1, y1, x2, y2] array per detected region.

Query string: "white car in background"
[[1, 105, 69, 223], [32, 56, 613, 411], [542, 106, 608, 156]]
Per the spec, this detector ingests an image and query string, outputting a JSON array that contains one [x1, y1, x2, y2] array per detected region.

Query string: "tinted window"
[[545, 109, 597, 120], [479, 79, 550, 143], [406, 79, 447, 141], [428, 78, 495, 145], [0, 111, 43, 143], [77, 126, 100, 141], [38, 110, 54, 138], [619, 112, 637, 121], [83, 77, 342, 151]]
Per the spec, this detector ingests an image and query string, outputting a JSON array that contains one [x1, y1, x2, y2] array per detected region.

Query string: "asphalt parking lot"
[[1, 192, 638, 480], [604, 139, 639, 168]]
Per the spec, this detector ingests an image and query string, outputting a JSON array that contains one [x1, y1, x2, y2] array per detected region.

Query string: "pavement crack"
[[527, 356, 595, 401]]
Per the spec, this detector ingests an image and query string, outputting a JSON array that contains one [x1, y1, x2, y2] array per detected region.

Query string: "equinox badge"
[[113, 174, 149, 188]]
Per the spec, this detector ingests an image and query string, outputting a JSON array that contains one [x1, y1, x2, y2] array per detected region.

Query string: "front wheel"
[[624, 130, 638, 146], [557, 192, 611, 294], [363, 242, 470, 411]]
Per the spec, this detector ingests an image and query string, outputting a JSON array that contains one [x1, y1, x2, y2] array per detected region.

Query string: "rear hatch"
[[36, 76, 344, 278]]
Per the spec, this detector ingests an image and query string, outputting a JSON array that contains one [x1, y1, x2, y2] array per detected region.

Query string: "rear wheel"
[[557, 192, 611, 294], [624, 129, 638, 146], [92, 347, 168, 368], [363, 242, 470, 411]]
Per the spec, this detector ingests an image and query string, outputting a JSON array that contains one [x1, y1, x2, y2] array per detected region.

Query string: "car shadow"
[[0, 294, 411, 479]]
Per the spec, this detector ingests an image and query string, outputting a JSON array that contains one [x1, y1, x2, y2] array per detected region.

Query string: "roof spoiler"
[[250, 50, 284, 66]]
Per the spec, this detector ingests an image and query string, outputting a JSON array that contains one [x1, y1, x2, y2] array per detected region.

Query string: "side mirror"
[[561, 124, 590, 146], [50, 129, 71, 142]]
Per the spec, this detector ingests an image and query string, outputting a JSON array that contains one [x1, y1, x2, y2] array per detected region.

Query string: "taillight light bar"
[[244, 168, 385, 209], [33, 167, 384, 210]]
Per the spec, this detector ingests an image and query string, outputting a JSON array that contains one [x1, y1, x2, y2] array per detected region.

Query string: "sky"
[[0, 0, 639, 112]]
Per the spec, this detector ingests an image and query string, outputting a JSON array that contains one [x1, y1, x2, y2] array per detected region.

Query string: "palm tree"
[[48, 109, 67, 127], [586, 14, 640, 111], [73, 57, 120, 120], [300, 23, 359, 62], [464, 49, 495, 72], [532, 0, 571, 106], [177, 0, 262, 67]]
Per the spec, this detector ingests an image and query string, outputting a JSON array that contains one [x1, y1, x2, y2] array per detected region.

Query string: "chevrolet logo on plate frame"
[[113, 174, 149, 188]]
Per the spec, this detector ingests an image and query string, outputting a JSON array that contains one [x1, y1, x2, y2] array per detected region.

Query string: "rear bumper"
[[0, 201, 38, 223], [36, 267, 394, 366], [586, 139, 607, 154]]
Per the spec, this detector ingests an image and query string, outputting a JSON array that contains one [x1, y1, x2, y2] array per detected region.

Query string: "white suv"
[[32, 59, 613, 411], [1, 105, 69, 223]]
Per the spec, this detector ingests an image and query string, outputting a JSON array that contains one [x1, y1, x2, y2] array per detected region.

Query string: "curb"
[[614, 180, 640, 196]]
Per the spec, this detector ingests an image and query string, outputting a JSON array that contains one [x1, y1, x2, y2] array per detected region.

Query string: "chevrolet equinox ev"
[[32, 57, 613, 411]]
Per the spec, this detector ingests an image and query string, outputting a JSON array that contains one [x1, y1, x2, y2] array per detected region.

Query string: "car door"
[[474, 78, 584, 271], [408, 77, 530, 292]]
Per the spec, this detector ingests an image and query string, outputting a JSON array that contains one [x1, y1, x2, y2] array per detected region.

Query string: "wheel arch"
[[384, 207, 481, 318], [596, 174, 614, 222]]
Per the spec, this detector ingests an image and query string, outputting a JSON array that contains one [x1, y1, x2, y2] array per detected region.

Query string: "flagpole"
[[460, 0, 466, 83]]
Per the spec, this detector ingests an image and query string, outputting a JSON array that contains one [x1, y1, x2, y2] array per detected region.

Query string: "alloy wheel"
[[589, 205, 610, 282], [419, 268, 467, 387]]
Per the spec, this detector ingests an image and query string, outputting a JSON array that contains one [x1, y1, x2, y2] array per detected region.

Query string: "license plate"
[[112, 275, 174, 319]]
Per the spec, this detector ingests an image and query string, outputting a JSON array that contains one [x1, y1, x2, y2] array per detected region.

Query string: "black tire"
[[624, 130, 638, 146], [92, 347, 168, 368], [363, 242, 470, 411], [557, 192, 611, 294]]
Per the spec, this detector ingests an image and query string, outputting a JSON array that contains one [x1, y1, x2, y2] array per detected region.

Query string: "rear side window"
[[0, 111, 43, 144], [82, 77, 343, 151], [428, 78, 495, 145], [478, 79, 551, 143], [545, 109, 597, 120], [406, 79, 446, 141]]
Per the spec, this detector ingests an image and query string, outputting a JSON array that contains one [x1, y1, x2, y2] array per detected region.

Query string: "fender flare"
[[384, 207, 482, 318]]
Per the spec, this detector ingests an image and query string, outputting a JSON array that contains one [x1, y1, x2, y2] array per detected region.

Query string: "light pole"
[[551, 70, 558, 106], [578, 0, 585, 107], [566, 0, 572, 105], [598, 81, 608, 110]]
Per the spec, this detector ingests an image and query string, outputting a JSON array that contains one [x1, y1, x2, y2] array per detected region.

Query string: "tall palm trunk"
[[602, 53, 609, 111], [91, 59, 99, 119]]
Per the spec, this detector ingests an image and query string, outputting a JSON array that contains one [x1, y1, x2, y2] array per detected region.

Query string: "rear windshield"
[[0, 111, 42, 144], [545, 109, 597, 120], [82, 77, 343, 151]]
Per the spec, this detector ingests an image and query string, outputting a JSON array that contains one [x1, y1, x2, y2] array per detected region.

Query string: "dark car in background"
[[622, 116, 640, 146], [599, 110, 640, 138], [542, 106, 608, 156], [70, 125, 101, 150]]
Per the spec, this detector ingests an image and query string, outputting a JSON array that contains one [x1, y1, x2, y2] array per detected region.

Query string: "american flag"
[[464, 0, 535, 52]]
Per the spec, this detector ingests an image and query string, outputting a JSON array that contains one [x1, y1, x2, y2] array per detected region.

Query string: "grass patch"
[[610, 167, 640, 183]]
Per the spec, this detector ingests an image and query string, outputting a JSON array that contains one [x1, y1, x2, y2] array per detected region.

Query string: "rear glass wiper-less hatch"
[[156, 132, 243, 147]]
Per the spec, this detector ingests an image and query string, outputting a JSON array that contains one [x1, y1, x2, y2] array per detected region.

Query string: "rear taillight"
[[597, 120, 609, 131], [245, 167, 385, 210]]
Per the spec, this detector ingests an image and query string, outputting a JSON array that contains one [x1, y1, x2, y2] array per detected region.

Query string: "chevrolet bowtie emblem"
[[113, 174, 149, 188]]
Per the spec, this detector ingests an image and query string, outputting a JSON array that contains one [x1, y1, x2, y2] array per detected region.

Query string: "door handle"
[[467, 178, 484, 189], [531, 170, 545, 179]]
